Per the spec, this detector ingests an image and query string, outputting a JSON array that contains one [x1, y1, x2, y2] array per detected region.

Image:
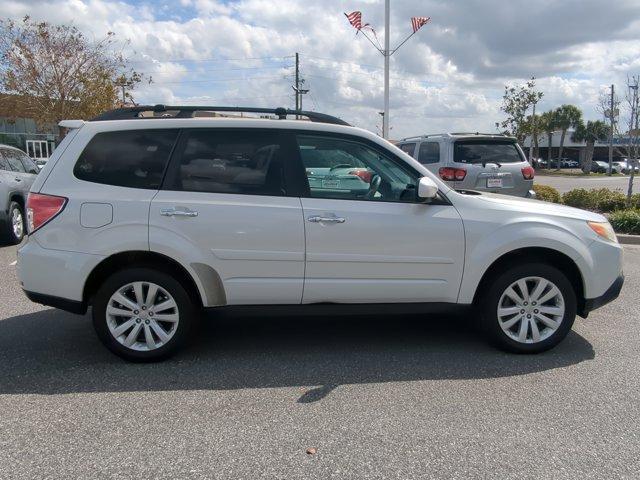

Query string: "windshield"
[[454, 140, 525, 164]]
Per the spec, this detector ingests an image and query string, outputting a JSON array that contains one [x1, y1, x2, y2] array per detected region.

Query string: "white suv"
[[18, 106, 624, 361]]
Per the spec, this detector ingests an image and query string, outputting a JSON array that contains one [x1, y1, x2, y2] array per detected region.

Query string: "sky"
[[3, 0, 640, 138]]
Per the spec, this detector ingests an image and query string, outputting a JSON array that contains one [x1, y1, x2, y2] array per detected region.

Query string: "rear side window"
[[74, 129, 179, 189], [165, 129, 286, 196], [18, 152, 39, 174], [418, 142, 440, 164], [0, 151, 10, 171], [399, 143, 416, 156], [454, 140, 524, 164]]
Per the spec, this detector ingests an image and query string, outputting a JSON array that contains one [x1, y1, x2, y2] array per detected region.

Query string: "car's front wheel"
[[480, 263, 577, 353], [92, 268, 197, 362]]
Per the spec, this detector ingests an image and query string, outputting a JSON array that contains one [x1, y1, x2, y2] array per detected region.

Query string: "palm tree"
[[539, 111, 557, 169], [554, 104, 583, 170], [572, 120, 609, 174]]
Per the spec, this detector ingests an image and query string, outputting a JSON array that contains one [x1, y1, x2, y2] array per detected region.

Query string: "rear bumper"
[[580, 274, 624, 317], [23, 290, 87, 315]]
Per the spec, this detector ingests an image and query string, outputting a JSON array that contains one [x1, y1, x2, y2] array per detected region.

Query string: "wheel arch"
[[83, 251, 225, 309], [471, 247, 586, 315]]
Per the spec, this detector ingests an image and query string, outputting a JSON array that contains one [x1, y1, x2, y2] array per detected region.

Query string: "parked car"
[[18, 106, 623, 361], [613, 159, 638, 174], [0, 144, 39, 244], [396, 133, 535, 198], [592, 161, 622, 174]]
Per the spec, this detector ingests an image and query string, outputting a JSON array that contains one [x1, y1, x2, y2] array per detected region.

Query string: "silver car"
[[397, 133, 535, 198], [0, 144, 39, 244]]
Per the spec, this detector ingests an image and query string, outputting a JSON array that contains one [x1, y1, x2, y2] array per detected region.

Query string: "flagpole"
[[383, 0, 390, 139]]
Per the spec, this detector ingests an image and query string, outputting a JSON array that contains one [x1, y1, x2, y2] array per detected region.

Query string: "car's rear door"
[[150, 128, 305, 305], [295, 132, 464, 304]]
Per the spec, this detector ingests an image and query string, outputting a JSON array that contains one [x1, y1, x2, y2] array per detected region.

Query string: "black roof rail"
[[91, 105, 351, 126]]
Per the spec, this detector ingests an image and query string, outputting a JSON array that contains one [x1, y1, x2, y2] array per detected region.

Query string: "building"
[[0, 94, 58, 161]]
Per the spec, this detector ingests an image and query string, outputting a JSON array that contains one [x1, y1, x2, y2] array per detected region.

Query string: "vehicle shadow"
[[0, 308, 595, 401]]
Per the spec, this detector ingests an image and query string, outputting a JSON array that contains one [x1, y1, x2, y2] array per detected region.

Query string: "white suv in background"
[[396, 133, 536, 198], [18, 106, 623, 361]]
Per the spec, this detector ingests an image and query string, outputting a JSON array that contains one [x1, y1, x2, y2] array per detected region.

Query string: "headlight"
[[587, 221, 618, 243]]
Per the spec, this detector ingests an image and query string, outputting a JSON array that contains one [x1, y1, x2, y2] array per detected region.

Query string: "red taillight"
[[521, 166, 535, 180], [439, 167, 467, 181], [26, 193, 67, 234], [349, 170, 373, 183]]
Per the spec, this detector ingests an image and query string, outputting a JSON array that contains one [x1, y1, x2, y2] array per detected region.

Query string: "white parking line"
[[9, 260, 17, 266]]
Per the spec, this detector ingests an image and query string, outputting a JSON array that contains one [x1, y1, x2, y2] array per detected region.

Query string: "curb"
[[617, 234, 640, 245]]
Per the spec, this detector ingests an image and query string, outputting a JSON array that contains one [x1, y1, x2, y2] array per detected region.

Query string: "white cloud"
[[3, 0, 640, 137]]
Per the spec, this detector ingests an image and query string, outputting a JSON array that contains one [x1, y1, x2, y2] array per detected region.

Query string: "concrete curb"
[[617, 234, 640, 245]]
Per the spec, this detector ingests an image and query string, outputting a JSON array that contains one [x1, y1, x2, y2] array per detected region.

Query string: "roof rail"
[[449, 132, 509, 137], [91, 105, 351, 126]]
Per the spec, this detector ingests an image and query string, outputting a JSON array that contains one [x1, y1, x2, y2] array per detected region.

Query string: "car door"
[[296, 133, 465, 304], [149, 128, 305, 305], [0, 149, 20, 207], [3, 148, 33, 193]]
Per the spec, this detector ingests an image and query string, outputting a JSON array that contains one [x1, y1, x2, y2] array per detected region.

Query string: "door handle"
[[160, 208, 198, 217], [307, 215, 346, 224], [15, 178, 22, 182]]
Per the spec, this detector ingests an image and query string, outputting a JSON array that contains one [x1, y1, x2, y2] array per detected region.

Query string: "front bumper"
[[580, 274, 624, 317]]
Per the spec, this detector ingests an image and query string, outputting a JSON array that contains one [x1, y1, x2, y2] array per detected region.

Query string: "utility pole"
[[608, 84, 615, 176], [292, 52, 309, 114], [383, 0, 390, 139]]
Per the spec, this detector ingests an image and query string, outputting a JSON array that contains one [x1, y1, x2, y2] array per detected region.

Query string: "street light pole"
[[383, 0, 390, 139]]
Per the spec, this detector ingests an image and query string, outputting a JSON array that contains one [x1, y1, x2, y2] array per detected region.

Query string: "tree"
[[539, 110, 558, 168], [500, 77, 543, 143], [554, 104, 583, 170], [572, 120, 609, 174], [0, 16, 147, 137], [521, 113, 542, 165]]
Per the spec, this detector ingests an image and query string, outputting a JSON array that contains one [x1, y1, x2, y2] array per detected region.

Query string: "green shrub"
[[533, 185, 561, 203], [562, 188, 627, 212], [609, 209, 640, 235]]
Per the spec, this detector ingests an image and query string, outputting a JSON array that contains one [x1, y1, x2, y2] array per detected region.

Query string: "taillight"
[[439, 167, 467, 181], [349, 170, 373, 183], [522, 166, 535, 180], [26, 193, 67, 234]]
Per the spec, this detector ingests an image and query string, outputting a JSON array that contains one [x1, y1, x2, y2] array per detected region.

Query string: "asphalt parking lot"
[[0, 242, 638, 479], [536, 174, 632, 193]]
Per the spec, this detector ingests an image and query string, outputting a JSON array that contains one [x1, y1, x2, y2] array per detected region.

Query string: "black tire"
[[92, 268, 197, 362], [479, 263, 577, 354], [4, 201, 25, 245]]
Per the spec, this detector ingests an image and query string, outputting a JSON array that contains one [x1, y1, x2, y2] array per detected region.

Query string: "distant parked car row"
[[535, 158, 578, 169]]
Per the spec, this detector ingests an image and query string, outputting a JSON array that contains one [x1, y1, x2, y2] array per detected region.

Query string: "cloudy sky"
[[4, 0, 640, 137]]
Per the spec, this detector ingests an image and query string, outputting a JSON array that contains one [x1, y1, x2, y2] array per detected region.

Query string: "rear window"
[[418, 142, 440, 164], [74, 129, 179, 189], [398, 143, 416, 156], [454, 140, 524, 164]]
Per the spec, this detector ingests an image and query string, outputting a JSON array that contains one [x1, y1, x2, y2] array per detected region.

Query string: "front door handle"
[[160, 208, 198, 217], [15, 178, 22, 182], [307, 215, 346, 224]]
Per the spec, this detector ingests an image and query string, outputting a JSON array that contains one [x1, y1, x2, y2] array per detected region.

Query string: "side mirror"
[[417, 176, 439, 199]]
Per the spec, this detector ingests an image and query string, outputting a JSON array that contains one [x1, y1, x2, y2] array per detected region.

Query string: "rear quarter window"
[[454, 140, 524, 164], [418, 142, 440, 164], [398, 143, 416, 156], [74, 129, 179, 189]]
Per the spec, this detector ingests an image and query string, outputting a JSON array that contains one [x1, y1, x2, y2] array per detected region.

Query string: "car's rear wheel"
[[480, 263, 576, 353], [92, 268, 196, 362], [4, 201, 25, 245]]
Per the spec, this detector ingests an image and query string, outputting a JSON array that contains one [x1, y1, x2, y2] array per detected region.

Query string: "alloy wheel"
[[106, 281, 179, 351], [497, 276, 565, 344], [11, 207, 23, 240]]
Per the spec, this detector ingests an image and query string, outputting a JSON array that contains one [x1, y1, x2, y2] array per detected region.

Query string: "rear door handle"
[[160, 208, 198, 217], [307, 215, 346, 224]]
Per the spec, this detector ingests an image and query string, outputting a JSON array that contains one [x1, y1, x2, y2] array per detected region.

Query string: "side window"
[[166, 129, 286, 196], [399, 143, 416, 156], [4, 149, 27, 173], [18, 152, 39, 174], [0, 151, 10, 171], [418, 142, 440, 164], [74, 129, 179, 189], [297, 134, 418, 202]]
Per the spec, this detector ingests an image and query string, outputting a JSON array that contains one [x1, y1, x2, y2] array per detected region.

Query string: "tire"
[[479, 263, 577, 354], [4, 201, 25, 245], [92, 268, 197, 362]]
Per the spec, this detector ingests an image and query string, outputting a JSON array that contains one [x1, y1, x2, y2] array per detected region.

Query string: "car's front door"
[[296, 133, 465, 304], [150, 128, 305, 305], [3, 148, 36, 194]]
